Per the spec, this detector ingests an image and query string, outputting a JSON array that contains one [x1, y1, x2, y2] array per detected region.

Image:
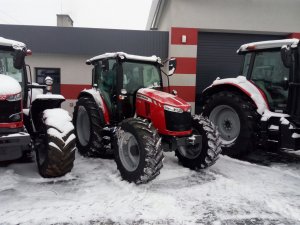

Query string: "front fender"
[[203, 76, 269, 115]]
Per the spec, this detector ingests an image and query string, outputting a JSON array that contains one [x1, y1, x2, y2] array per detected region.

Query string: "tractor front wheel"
[[36, 109, 75, 178], [114, 118, 164, 184], [175, 115, 222, 170]]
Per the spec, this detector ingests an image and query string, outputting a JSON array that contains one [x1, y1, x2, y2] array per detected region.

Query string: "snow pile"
[[43, 108, 74, 135], [0, 152, 300, 224], [0, 74, 21, 95], [261, 110, 290, 121], [0, 37, 26, 49], [36, 94, 65, 100], [87, 52, 160, 65], [237, 39, 299, 53]]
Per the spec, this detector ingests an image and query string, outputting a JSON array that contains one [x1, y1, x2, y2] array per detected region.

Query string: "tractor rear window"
[[122, 62, 161, 94]]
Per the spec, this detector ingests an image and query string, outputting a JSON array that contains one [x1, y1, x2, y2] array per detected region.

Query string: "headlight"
[[164, 105, 183, 113], [6, 93, 22, 101]]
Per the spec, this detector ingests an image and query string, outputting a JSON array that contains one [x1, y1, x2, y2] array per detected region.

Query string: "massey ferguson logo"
[[0, 95, 6, 101]]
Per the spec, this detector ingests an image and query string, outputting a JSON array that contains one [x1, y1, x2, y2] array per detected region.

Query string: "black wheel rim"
[[76, 106, 91, 146], [209, 105, 240, 145], [178, 129, 202, 159]]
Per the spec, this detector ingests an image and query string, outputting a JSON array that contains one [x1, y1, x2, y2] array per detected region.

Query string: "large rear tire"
[[202, 91, 259, 157], [73, 97, 112, 158], [36, 109, 75, 178], [175, 115, 222, 169], [114, 118, 164, 184]]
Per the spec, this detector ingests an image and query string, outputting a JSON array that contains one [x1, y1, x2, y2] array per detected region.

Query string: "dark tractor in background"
[[73, 52, 222, 184], [202, 39, 300, 157], [0, 37, 75, 177]]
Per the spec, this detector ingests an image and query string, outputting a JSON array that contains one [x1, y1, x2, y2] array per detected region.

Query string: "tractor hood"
[[137, 88, 191, 112], [0, 74, 22, 96]]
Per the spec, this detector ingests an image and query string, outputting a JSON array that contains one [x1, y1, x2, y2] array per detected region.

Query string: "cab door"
[[93, 59, 118, 122]]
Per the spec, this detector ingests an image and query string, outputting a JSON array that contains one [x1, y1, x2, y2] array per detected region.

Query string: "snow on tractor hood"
[[137, 88, 191, 111], [0, 74, 21, 96]]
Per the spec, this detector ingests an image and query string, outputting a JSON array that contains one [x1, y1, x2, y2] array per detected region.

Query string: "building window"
[[35, 68, 61, 94]]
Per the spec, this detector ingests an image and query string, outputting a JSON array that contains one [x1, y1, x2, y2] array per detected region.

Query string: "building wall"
[[0, 24, 169, 115], [158, 0, 300, 33], [26, 53, 92, 114], [153, 0, 300, 113]]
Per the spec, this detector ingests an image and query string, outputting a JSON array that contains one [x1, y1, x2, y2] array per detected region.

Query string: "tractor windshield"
[[245, 50, 290, 111], [122, 61, 161, 94], [0, 50, 24, 84]]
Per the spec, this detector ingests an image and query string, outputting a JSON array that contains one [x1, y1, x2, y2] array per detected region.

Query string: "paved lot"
[[0, 150, 300, 225]]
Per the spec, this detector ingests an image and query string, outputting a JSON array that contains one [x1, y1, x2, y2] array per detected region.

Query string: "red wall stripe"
[[288, 33, 300, 39], [164, 86, 195, 102], [171, 27, 198, 45], [174, 57, 197, 74], [61, 84, 91, 99]]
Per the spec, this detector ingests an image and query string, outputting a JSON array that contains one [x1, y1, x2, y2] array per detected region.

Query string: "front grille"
[[165, 110, 192, 132], [0, 100, 22, 123]]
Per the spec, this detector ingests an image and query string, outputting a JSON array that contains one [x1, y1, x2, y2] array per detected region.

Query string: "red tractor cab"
[[73, 52, 222, 184]]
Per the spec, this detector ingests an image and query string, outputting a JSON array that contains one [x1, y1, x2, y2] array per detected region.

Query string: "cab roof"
[[237, 38, 299, 53], [0, 37, 26, 50], [86, 52, 161, 65]]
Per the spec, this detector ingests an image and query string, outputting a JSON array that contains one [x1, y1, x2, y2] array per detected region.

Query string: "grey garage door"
[[195, 32, 285, 113]]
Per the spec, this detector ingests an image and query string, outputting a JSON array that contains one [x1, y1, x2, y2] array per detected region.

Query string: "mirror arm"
[[161, 69, 171, 93]]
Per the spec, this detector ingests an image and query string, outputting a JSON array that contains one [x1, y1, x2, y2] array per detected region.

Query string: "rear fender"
[[29, 94, 65, 132], [78, 89, 110, 124], [202, 76, 269, 115]]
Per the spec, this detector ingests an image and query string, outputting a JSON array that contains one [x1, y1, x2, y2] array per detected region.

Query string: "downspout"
[[150, 0, 166, 30]]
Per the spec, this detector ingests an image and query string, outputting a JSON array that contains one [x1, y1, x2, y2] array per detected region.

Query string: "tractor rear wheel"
[[175, 115, 222, 169], [36, 109, 75, 178], [202, 91, 259, 157], [73, 97, 112, 158], [114, 118, 164, 184]]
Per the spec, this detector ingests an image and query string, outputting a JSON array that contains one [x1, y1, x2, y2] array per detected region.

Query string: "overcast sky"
[[0, 0, 153, 30]]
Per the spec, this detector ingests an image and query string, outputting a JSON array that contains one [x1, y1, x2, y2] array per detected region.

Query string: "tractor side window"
[[251, 51, 290, 111], [94, 59, 117, 111], [241, 53, 251, 76]]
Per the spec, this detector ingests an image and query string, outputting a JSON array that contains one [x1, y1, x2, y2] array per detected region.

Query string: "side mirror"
[[13, 49, 26, 70], [281, 45, 293, 68], [102, 59, 109, 72], [168, 58, 177, 76]]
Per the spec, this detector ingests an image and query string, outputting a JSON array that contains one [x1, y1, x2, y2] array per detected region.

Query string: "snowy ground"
[[0, 150, 300, 225]]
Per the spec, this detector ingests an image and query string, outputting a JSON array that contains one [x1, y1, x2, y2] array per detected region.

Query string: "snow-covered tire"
[[36, 109, 75, 178], [114, 118, 164, 184], [202, 91, 259, 157], [175, 115, 222, 169], [73, 97, 112, 158]]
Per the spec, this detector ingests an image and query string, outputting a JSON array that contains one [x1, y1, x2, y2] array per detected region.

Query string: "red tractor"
[[0, 37, 75, 177], [73, 52, 221, 184], [202, 39, 300, 157]]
